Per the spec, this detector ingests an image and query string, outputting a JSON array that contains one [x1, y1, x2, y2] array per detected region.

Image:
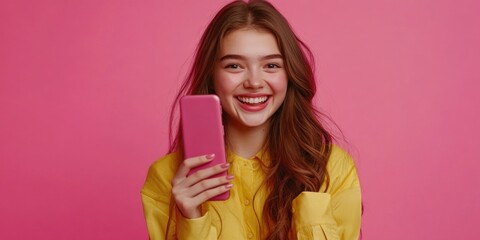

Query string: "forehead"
[[219, 28, 281, 56]]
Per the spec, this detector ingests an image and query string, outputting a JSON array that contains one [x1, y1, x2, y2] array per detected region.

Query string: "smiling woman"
[[213, 28, 288, 131], [141, 1, 361, 239]]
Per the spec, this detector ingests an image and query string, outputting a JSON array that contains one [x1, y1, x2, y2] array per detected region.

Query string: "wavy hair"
[[169, 1, 333, 239]]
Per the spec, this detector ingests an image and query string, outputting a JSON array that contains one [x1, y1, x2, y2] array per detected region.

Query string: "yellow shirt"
[[141, 145, 361, 240]]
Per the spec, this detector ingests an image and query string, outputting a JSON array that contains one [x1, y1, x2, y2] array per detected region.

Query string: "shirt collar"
[[226, 147, 270, 165]]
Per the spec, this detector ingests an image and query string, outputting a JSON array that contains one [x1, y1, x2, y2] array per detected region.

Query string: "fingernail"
[[226, 175, 234, 180], [225, 183, 233, 189], [206, 154, 215, 160], [221, 163, 230, 168]]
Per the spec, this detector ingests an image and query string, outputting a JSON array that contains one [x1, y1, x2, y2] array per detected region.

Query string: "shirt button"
[[244, 199, 250, 205], [247, 232, 254, 239]]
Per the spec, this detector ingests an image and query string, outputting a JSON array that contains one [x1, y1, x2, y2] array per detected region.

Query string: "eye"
[[226, 64, 240, 69], [266, 63, 280, 68]]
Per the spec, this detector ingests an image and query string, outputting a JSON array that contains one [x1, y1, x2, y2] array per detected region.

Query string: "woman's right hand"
[[171, 154, 233, 219]]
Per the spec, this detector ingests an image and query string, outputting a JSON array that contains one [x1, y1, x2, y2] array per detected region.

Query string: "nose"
[[243, 70, 264, 89]]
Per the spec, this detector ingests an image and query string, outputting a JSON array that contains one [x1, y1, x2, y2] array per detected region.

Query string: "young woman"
[[141, 1, 361, 239]]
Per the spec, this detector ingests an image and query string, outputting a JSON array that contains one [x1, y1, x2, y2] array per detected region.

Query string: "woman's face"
[[213, 28, 288, 129]]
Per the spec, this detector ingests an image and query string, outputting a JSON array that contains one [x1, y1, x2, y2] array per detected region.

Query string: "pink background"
[[1, 0, 479, 239]]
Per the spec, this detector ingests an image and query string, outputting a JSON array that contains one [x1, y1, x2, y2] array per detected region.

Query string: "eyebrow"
[[219, 54, 283, 61]]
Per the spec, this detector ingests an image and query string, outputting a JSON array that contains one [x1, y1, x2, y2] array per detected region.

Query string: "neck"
[[225, 120, 269, 159]]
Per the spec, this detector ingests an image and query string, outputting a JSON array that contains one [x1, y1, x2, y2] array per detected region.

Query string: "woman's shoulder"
[[327, 145, 356, 170], [325, 145, 360, 194], [147, 152, 182, 176], [141, 152, 181, 200]]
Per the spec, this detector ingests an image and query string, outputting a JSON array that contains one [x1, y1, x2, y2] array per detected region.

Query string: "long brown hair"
[[169, 1, 332, 239]]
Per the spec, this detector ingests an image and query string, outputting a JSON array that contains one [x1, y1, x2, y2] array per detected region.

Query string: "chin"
[[237, 116, 270, 128]]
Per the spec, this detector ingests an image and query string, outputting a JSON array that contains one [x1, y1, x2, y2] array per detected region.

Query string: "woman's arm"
[[292, 147, 362, 240]]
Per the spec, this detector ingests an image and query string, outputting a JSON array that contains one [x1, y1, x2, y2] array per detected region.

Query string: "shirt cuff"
[[176, 210, 217, 240], [292, 191, 337, 229]]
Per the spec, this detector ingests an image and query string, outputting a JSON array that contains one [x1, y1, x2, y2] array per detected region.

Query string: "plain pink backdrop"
[[1, 0, 479, 239]]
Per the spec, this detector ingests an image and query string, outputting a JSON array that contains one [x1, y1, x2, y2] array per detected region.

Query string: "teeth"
[[237, 96, 268, 104]]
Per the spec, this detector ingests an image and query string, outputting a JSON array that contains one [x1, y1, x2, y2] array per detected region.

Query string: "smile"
[[236, 96, 269, 105]]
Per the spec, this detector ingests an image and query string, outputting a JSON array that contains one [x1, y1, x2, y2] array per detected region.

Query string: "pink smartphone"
[[180, 94, 229, 201]]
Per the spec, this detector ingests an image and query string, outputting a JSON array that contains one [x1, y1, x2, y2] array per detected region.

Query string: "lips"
[[236, 96, 269, 105], [235, 95, 270, 112]]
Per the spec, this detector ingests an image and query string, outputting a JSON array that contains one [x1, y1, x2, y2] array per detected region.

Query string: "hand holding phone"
[[178, 95, 230, 199], [171, 154, 232, 218], [171, 95, 232, 218]]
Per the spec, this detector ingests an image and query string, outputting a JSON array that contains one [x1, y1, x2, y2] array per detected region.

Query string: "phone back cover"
[[180, 95, 229, 200]]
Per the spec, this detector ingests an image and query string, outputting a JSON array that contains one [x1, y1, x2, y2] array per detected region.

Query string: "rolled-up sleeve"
[[176, 211, 218, 240], [292, 147, 362, 240]]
